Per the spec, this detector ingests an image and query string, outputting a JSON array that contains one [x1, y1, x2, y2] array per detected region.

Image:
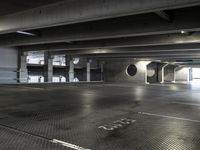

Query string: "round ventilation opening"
[[147, 69, 155, 77], [126, 64, 137, 76]]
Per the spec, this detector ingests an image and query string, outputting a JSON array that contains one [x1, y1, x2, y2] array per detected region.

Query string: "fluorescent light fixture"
[[16, 31, 36, 36], [93, 49, 108, 54], [181, 30, 186, 34]]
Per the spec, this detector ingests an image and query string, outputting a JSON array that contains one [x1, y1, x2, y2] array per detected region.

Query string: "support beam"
[[48, 46, 200, 58], [155, 11, 172, 22], [86, 54, 200, 59], [100, 61, 104, 81], [2, 8, 200, 47], [21, 32, 200, 52], [59, 76, 62, 83], [65, 55, 69, 81], [18, 51, 28, 83], [145, 62, 152, 84], [161, 64, 168, 83], [44, 52, 53, 82], [86, 59, 91, 82], [38, 76, 43, 83], [0, 0, 199, 34], [69, 57, 74, 82]]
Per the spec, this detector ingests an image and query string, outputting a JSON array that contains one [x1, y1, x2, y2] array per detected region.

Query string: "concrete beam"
[[46, 44, 200, 57], [2, 8, 200, 46], [0, 0, 199, 34], [20, 32, 200, 52], [83, 53, 200, 59], [155, 11, 172, 22]]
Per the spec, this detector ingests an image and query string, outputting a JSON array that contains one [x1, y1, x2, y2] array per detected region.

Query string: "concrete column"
[[173, 67, 178, 83], [100, 61, 104, 81], [145, 62, 152, 84], [18, 51, 28, 83], [44, 52, 53, 83], [86, 59, 91, 82], [161, 63, 168, 83], [158, 63, 166, 83], [65, 55, 69, 82], [38, 76, 43, 83], [69, 57, 74, 82], [59, 76, 62, 83]]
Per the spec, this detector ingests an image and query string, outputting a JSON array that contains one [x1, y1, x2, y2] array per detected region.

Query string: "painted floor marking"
[[98, 118, 136, 131], [51, 139, 91, 150], [0, 123, 90, 150], [138, 112, 200, 123], [172, 102, 200, 107], [27, 87, 44, 90]]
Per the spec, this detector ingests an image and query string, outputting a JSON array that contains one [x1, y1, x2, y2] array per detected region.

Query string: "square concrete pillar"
[[44, 52, 53, 83], [65, 55, 70, 82], [100, 61, 104, 81], [69, 58, 74, 82], [161, 64, 169, 83], [86, 59, 91, 82], [18, 51, 28, 83]]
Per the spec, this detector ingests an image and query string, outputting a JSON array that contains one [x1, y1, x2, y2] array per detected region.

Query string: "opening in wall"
[[126, 64, 137, 77], [28, 76, 44, 83], [190, 68, 200, 83], [73, 77, 79, 82]]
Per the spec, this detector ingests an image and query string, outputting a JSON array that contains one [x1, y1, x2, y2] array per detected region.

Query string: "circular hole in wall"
[[147, 69, 155, 77], [126, 64, 137, 76], [73, 58, 80, 64]]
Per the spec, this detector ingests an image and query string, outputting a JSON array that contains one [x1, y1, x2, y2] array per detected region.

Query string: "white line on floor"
[[171, 102, 200, 107], [138, 112, 200, 123], [22, 87, 44, 90], [51, 139, 91, 150]]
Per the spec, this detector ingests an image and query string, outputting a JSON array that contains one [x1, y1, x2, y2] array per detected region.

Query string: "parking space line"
[[0, 122, 90, 150], [51, 139, 91, 150], [171, 102, 200, 107], [138, 112, 200, 123]]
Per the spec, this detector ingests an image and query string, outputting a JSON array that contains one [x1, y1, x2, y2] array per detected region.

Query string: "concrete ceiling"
[[1, 0, 200, 61], [1, 6, 200, 47], [0, 0, 64, 16], [0, 0, 200, 34]]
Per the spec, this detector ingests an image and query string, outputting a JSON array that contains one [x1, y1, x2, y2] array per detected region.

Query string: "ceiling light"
[[180, 30, 193, 35], [16, 31, 36, 36], [181, 30, 186, 34]]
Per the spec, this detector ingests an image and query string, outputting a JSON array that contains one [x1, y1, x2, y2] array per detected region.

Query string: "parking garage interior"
[[0, 1, 200, 150]]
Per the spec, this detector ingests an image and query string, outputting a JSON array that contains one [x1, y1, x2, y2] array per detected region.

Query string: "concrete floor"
[[0, 83, 199, 150]]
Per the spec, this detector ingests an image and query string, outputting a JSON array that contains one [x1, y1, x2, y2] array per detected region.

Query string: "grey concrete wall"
[[164, 65, 175, 82], [0, 47, 18, 83], [104, 58, 150, 83], [175, 67, 189, 82]]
